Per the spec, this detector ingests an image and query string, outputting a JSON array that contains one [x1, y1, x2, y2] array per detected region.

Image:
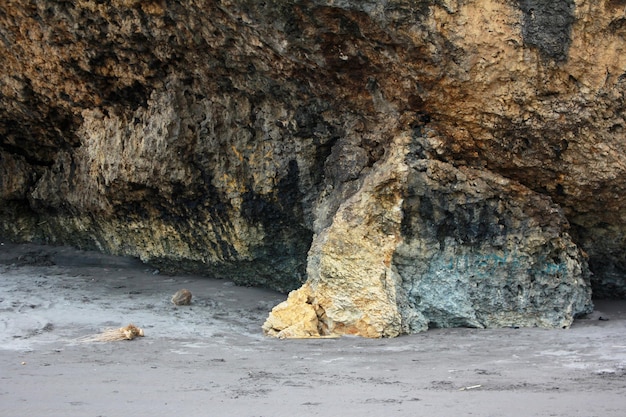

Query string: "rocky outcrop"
[[263, 133, 591, 337], [1, 0, 624, 336]]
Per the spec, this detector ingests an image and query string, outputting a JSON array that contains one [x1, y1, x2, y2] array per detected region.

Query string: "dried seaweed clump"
[[78, 324, 145, 342]]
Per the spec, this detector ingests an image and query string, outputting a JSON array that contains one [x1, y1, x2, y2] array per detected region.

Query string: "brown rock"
[[171, 289, 192, 306]]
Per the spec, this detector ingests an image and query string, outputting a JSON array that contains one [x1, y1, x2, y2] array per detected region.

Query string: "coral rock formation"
[[2, 0, 624, 337]]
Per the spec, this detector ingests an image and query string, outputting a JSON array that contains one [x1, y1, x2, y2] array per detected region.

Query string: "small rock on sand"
[[171, 288, 192, 305]]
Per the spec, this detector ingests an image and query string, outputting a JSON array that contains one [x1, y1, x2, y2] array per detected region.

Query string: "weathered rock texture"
[[2, 0, 625, 336], [263, 133, 591, 337]]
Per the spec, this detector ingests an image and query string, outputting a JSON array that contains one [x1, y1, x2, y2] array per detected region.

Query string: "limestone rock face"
[[1, 0, 622, 336], [264, 133, 592, 337]]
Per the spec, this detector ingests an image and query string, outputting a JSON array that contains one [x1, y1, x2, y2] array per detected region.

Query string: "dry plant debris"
[[78, 324, 145, 342]]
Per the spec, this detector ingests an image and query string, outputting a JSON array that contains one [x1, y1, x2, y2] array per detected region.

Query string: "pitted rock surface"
[[1, 0, 623, 336]]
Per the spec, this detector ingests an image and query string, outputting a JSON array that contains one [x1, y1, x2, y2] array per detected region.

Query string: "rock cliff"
[[2, 0, 624, 336]]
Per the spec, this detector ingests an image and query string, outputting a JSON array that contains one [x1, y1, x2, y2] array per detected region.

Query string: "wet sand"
[[1, 241, 625, 416]]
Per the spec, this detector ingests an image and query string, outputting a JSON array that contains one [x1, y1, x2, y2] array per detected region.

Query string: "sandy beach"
[[1, 241, 625, 417]]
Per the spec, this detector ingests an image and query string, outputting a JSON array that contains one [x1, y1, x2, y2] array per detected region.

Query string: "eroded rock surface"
[[1, 0, 623, 336], [264, 133, 592, 337]]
